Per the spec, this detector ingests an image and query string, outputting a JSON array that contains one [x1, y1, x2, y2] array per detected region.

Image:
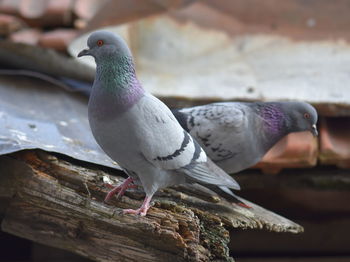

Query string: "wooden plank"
[[0, 151, 303, 261]]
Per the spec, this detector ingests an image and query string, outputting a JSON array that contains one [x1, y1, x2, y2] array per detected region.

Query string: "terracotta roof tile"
[[0, 0, 74, 27], [0, 0, 21, 15], [38, 28, 77, 51], [74, 0, 103, 20], [0, 14, 24, 36], [73, 0, 105, 29], [254, 132, 318, 174], [319, 117, 350, 168], [19, 0, 47, 19], [46, 0, 74, 26], [83, 0, 194, 32], [9, 28, 42, 45]]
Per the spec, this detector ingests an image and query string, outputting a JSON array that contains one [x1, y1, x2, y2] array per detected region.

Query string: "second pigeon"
[[173, 101, 318, 174]]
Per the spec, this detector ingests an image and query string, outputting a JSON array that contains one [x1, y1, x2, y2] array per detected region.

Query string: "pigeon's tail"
[[183, 158, 240, 190], [219, 185, 238, 196]]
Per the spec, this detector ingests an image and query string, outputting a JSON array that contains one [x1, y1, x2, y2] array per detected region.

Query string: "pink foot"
[[237, 202, 252, 209], [122, 196, 152, 216], [104, 177, 135, 202]]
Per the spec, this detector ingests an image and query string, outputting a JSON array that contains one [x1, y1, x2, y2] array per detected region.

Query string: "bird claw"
[[104, 189, 125, 202], [122, 195, 152, 216], [104, 177, 134, 203], [122, 208, 148, 216]]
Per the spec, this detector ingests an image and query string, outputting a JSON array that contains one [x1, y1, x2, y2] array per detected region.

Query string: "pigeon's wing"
[[137, 94, 206, 170], [182, 157, 240, 189], [136, 95, 240, 189], [174, 103, 248, 163]]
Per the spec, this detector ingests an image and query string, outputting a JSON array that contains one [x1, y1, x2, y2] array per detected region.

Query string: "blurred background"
[[0, 0, 350, 261]]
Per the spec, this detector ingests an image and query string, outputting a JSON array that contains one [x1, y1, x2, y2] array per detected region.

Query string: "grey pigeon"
[[172, 101, 318, 174], [77, 31, 240, 216]]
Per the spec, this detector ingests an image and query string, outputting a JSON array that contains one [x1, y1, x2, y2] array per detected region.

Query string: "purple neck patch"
[[115, 83, 145, 112], [260, 104, 285, 135]]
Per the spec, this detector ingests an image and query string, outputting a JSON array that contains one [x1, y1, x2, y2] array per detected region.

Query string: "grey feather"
[[182, 157, 240, 190]]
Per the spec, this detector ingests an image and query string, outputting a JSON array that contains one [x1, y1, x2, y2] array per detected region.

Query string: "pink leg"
[[123, 195, 153, 216], [104, 177, 135, 202]]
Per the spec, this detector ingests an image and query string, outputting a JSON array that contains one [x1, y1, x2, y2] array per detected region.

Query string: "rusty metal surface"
[[0, 75, 118, 169]]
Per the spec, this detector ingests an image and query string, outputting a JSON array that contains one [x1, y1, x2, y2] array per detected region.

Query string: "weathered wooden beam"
[[0, 151, 303, 262]]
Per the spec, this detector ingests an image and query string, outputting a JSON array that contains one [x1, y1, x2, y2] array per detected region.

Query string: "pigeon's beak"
[[311, 124, 318, 137], [77, 49, 91, 57]]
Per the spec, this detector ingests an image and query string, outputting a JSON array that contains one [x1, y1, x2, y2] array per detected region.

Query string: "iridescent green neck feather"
[[94, 54, 145, 113], [96, 55, 140, 92]]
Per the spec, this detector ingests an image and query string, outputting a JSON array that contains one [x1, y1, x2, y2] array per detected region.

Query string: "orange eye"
[[304, 113, 310, 119], [97, 40, 104, 47]]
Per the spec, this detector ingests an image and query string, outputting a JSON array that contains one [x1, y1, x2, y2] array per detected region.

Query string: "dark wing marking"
[[191, 138, 203, 162], [154, 131, 190, 161]]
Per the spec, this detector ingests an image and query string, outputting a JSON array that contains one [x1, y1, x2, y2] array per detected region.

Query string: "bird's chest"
[[88, 110, 144, 171], [88, 89, 141, 155], [89, 104, 136, 142], [89, 85, 126, 119]]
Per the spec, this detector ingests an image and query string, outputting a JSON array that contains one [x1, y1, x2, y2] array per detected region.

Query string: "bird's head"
[[283, 101, 318, 136], [77, 31, 132, 61]]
